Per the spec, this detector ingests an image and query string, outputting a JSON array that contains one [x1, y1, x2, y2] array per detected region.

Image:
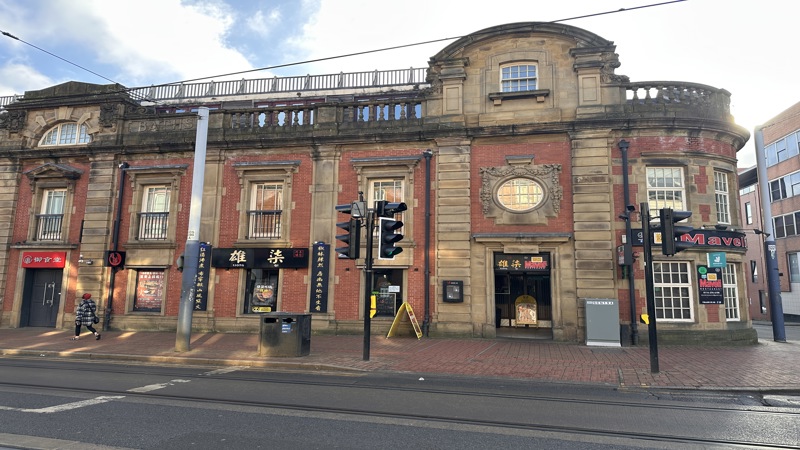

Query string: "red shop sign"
[[21, 251, 67, 268]]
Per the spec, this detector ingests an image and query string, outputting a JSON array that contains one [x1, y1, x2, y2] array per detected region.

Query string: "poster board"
[[386, 301, 423, 339]]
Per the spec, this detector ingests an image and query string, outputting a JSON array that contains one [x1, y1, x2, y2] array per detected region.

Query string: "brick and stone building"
[[0, 22, 755, 343]]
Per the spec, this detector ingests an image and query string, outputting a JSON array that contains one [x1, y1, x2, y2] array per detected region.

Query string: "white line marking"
[[127, 378, 191, 393], [0, 396, 126, 414], [202, 367, 248, 376]]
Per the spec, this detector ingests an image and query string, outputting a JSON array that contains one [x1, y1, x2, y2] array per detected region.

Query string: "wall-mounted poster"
[[697, 265, 724, 305], [133, 270, 165, 312]]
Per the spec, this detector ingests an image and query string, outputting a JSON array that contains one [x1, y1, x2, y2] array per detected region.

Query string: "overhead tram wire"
[[0, 29, 150, 103], [2, 0, 687, 103], [153, 0, 688, 88]]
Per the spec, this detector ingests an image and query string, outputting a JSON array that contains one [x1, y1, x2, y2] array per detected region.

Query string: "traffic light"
[[660, 208, 693, 256], [335, 203, 361, 259], [378, 217, 404, 259], [376, 201, 407, 218]]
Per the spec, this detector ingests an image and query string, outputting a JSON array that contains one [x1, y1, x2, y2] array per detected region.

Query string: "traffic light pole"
[[641, 202, 659, 373], [362, 208, 375, 361]]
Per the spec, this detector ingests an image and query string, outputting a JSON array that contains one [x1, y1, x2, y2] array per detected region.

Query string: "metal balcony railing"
[[35, 214, 63, 241], [247, 210, 282, 239], [137, 212, 169, 240]]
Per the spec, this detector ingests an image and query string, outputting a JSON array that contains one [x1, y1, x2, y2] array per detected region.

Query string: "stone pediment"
[[23, 82, 126, 100], [23, 163, 83, 181]]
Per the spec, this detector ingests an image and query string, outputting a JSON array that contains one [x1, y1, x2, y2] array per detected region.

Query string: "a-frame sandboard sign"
[[387, 301, 423, 339]]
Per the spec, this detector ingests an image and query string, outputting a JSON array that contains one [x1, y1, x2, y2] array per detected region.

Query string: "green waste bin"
[[258, 312, 311, 357]]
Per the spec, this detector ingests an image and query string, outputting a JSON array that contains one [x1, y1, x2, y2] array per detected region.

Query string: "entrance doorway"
[[21, 269, 62, 327], [493, 253, 552, 339]]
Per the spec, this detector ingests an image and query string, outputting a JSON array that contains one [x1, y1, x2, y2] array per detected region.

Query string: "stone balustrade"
[[625, 81, 731, 119]]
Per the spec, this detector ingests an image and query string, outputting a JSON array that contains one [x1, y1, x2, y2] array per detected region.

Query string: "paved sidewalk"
[[1, 327, 798, 391]]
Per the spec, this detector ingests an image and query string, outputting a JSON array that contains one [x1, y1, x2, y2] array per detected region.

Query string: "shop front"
[[493, 253, 552, 339]]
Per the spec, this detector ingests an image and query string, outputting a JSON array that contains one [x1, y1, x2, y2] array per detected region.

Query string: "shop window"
[[234, 161, 299, 245], [372, 269, 404, 318], [647, 167, 686, 212], [133, 269, 165, 312], [39, 122, 91, 146], [244, 269, 278, 314], [652, 261, 693, 321]]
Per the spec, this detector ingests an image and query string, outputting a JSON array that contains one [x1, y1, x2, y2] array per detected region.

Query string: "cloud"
[[0, 62, 52, 95], [245, 8, 282, 37]]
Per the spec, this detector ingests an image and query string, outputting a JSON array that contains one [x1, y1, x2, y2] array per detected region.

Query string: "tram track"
[[0, 358, 798, 449]]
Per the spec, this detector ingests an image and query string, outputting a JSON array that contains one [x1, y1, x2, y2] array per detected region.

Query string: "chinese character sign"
[[310, 242, 330, 313], [194, 243, 211, 310]]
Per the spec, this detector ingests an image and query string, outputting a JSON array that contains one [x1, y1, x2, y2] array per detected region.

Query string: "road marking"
[[202, 367, 248, 376], [127, 379, 191, 393], [0, 396, 125, 414]]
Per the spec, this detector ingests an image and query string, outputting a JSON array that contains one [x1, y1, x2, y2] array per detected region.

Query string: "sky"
[[1, 0, 797, 169]]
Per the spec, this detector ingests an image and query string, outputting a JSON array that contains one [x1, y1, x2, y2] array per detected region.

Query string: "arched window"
[[39, 123, 91, 146]]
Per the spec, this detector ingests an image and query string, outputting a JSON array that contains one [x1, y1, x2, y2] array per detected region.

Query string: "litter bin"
[[258, 312, 311, 357]]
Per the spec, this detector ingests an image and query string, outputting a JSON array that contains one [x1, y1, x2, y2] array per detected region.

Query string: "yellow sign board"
[[387, 301, 423, 339]]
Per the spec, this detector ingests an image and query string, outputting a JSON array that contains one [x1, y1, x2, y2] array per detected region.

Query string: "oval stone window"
[[496, 178, 544, 212]]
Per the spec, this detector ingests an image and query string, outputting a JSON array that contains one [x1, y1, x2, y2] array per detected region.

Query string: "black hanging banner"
[[310, 242, 330, 313], [194, 242, 211, 311]]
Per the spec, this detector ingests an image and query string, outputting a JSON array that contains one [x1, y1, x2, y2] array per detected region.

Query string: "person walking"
[[73, 293, 101, 340]]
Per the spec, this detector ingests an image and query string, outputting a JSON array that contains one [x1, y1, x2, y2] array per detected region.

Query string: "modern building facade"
[[0, 22, 756, 343], [739, 101, 800, 321]]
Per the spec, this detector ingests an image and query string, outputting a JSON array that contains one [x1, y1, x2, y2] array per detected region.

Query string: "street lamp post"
[[754, 127, 787, 342]]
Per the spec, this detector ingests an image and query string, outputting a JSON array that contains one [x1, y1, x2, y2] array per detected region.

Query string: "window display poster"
[[134, 270, 164, 312], [697, 265, 724, 304], [251, 283, 275, 313]]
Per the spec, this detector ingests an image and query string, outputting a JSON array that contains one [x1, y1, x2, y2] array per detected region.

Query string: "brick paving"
[[0, 327, 798, 392]]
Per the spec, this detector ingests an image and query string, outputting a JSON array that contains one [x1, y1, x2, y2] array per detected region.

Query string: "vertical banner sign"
[[697, 265, 724, 304], [311, 242, 330, 313], [194, 243, 211, 311]]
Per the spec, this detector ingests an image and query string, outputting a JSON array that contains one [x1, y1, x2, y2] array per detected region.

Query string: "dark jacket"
[[76, 299, 97, 326]]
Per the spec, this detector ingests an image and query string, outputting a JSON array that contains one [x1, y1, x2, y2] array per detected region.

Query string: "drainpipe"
[[422, 149, 433, 337], [104, 161, 128, 331], [618, 140, 638, 345]]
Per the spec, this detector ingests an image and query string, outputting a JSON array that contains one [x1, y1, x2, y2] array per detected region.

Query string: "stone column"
[[570, 130, 616, 342], [434, 138, 475, 337]]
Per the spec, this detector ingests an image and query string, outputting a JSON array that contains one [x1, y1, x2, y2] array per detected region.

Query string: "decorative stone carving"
[[480, 163, 562, 225], [0, 110, 26, 131], [99, 103, 117, 127]]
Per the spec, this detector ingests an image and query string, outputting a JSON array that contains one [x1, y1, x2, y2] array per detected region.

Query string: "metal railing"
[[247, 210, 282, 239], [130, 68, 428, 102], [35, 214, 63, 241], [137, 212, 169, 240]]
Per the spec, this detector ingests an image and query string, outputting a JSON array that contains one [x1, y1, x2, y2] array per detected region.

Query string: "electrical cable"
[[1, 0, 686, 100]]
